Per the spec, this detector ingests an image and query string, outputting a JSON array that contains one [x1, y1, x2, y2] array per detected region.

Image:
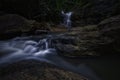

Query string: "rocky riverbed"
[[0, 13, 120, 80]]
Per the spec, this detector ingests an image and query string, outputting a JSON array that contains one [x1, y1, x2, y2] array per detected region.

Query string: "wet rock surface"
[[49, 25, 100, 57], [0, 60, 86, 80]]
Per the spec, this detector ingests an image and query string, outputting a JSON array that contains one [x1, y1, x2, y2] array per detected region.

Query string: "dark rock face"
[[97, 15, 120, 54], [0, 14, 50, 39], [73, 0, 120, 26], [52, 36, 80, 56], [0, 14, 28, 32], [69, 15, 120, 56], [0, 14, 29, 39], [48, 27, 100, 57], [51, 18, 120, 57]]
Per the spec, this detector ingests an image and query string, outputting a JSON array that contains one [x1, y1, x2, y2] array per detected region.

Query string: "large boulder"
[[0, 14, 31, 39], [0, 14, 50, 39], [0, 14, 29, 32], [0, 60, 85, 80]]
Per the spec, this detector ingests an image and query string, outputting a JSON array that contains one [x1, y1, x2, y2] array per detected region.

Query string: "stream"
[[0, 35, 120, 80]]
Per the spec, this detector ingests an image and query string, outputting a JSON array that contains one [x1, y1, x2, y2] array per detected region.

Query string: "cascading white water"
[[38, 39, 49, 49], [61, 11, 73, 31], [0, 36, 101, 80]]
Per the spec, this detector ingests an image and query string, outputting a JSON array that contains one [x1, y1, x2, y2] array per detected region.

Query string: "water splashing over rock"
[[0, 36, 101, 80]]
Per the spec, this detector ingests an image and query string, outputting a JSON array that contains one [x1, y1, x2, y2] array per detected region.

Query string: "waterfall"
[[61, 11, 73, 31]]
